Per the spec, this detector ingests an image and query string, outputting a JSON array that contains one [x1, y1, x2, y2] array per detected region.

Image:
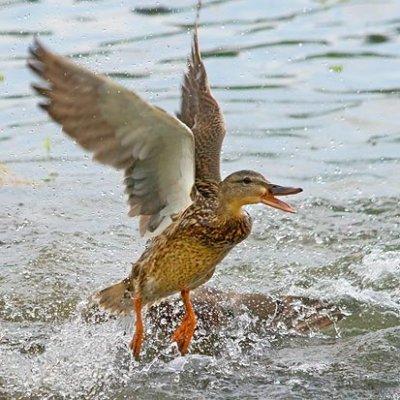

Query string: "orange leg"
[[129, 297, 143, 360], [171, 289, 196, 355]]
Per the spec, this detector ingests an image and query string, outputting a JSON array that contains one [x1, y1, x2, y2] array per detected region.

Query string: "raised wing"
[[177, 27, 226, 183], [28, 39, 195, 237]]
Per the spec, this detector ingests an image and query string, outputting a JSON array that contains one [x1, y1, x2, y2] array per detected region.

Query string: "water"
[[1, 0, 399, 398]]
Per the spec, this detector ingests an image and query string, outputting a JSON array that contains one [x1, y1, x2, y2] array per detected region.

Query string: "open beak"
[[261, 184, 303, 213]]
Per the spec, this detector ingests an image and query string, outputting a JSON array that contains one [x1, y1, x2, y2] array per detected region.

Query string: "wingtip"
[[27, 59, 43, 76], [38, 102, 50, 111], [28, 35, 40, 57], [191, 30, 201, 66], [28, 35, 48, 61], [31, 83, 51, 97], [192, 0, 202, 61]]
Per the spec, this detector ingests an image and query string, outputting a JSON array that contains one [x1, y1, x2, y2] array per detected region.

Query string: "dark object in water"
[[148, 287, 345, 335], [82, 287, 345, 356]]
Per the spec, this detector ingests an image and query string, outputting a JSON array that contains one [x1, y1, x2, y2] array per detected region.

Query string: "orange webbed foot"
[[171, 289, 197, 355]]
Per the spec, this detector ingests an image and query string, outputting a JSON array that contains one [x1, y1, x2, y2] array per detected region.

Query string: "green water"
[[1, 0, 399, 399]]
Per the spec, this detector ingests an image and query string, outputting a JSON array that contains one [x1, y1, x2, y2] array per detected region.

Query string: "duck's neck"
[[216, 194, 248, 220], [195, 178, 248, 219]]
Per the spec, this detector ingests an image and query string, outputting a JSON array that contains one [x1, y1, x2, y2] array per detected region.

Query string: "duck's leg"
[[171, 289, 196, 355], [129, 297, 143, 360]]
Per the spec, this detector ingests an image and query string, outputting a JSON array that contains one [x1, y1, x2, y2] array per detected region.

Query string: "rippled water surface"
[[1, 0, 400, 399]]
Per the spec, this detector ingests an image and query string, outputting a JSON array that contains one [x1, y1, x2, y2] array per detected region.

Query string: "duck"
[[28, 24, 302, 359]]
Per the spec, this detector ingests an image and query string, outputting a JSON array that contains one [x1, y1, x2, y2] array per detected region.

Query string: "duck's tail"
[[93, 278, 134, 315]]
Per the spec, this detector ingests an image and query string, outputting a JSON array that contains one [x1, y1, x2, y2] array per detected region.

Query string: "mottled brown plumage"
[[130, 179, 252, 303], [28, 21, 302, 358]]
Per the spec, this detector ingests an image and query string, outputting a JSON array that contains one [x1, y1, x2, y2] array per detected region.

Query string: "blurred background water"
[[0, 0, 399, 399]]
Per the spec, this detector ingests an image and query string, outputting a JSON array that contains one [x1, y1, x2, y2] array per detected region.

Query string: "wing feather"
[[178, 26, 226, 183], [28, 38, 195, 236]]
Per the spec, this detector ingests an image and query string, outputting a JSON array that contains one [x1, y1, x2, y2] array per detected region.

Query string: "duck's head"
[[220, 170, 302, 216]]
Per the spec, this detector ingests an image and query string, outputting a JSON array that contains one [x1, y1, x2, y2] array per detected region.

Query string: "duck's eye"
[[242, 177, 252, 184]]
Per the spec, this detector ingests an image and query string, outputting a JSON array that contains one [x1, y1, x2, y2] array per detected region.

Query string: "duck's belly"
[[139, 238, 230, 305]]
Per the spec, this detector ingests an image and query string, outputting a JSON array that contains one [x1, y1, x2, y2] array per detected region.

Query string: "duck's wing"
[[177, 27, 225, 183], [28, 39, 195, 237]]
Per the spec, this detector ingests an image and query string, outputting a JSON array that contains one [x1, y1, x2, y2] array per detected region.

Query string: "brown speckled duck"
[[28, 24, 302, 358]]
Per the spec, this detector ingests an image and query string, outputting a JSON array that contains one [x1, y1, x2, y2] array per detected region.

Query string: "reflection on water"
[[0, 0, 399, 399]]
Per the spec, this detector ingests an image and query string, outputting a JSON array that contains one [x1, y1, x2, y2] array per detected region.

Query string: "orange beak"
[[261, 184, 303, 213]]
